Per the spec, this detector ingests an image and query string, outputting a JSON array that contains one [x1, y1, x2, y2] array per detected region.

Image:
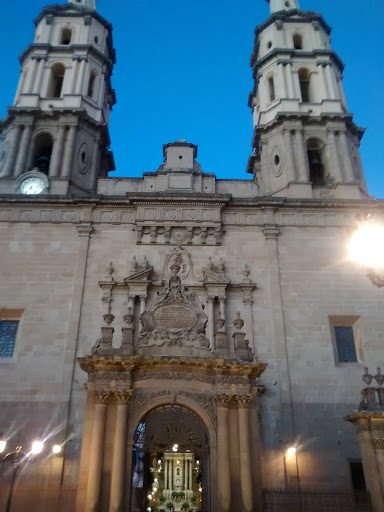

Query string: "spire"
[[68, 0, 96, 11], [266, 0, 300, 14]]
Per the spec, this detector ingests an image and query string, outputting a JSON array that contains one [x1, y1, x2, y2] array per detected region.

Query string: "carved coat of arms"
[[138, 256, 210, 350]]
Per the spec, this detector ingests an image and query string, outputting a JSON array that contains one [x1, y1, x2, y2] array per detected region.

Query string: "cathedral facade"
[[0, 1, 383, 512]]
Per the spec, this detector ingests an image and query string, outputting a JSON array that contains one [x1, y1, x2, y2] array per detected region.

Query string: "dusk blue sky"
[[0, 0, 383, 197]]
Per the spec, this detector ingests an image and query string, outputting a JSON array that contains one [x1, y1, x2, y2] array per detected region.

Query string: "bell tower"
[[246, 0, 368, 199], [0, 0, 116, 196]]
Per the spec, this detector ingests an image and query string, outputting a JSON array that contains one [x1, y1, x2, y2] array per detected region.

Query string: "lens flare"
[[349, 224, 384, 269]]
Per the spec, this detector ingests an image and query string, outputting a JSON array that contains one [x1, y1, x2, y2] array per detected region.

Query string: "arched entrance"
[[131, 405, 210, 512]]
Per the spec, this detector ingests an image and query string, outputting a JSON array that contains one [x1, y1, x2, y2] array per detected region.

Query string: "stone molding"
[[0, 200, 381, 230]]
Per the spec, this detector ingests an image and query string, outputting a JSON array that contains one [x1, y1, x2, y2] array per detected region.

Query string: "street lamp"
[[0, 439, 45, 512], [349, 216, 384, 287]]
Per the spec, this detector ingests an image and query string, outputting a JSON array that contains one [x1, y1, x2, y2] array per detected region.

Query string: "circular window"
[[267, 41, 272, 49], [78, 142, 89, 173], [274, 155, 280, 166], [272, 147, 283, 177], [94, 36, 99, 45]]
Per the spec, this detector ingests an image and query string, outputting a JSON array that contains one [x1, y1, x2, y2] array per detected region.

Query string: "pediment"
[[124, 268, 152, 283], [202, 267, 230, 285]]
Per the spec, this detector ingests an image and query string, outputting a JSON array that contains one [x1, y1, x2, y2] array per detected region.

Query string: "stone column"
[[219, 297, 226, 322], [139, 296, 146, 316], [71, 58, 80, 94], [207, 296, 215, 351], [339, 130, 355, 183], [76, 58, 88, 95], [109, 391, 131, 512], [326, 129, 343, 182], [49, 125, 66, 177], [294, 130, 308, 182], [215, 395, 231, 512], [286, 62, 295, 99], [317, 63, 328, 101], [61, 125, 77, 178], [235, 395, 253, 512], [2, 125, 22, 177], [33, 58, 46, 95], [325, 64, 337, 100], [85, 390, 110, 512], [278, 62, 287, 98], [14, 124, 33, 176], [354, 419, 384, 512], [90, 136, 101, 191], [25, 59, 37, 94], [282, 129, 296, 182]]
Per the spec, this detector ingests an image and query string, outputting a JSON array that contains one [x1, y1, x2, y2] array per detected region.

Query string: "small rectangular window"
[[335, 326, 357, 363], [268, 77, 275, 102], [329, 315, 361, 366], [0, 320, 19, 358]]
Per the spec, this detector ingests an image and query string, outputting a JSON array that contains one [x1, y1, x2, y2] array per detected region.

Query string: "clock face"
[[20, 177, 45, 195]]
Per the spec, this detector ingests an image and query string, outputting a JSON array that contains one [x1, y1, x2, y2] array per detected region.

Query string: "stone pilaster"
[[234, 395, 254, 512], [215, 394, 231, 512]]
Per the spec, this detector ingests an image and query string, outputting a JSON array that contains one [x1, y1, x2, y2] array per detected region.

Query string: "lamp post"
[[0, 438, 46, 512], [349, 215, 384, 287]]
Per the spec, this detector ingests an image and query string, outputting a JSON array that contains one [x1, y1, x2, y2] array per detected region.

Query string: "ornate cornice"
[[345, 411, 384, 424], [79, 355, 267, 381]]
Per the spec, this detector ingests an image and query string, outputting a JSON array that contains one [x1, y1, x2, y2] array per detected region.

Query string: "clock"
[[20, 176, 45, 195], [16, 169, 49, 195]]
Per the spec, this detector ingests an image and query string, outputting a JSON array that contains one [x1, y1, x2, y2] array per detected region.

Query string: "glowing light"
[[153, 488, 157, 492], [31, 440, 44, 454], [154, 478, 158, 483], [286, 446, 297, 457], [196, 460, 200, 465], [349, 224, 384, 269], [52, 444, 62, 454], [199, 487, 202, 492], [157, 459, 161, 464], [0, 440, 6, 453], [147, 494, 152, 500], [176, 460, 180, 465], [172, 443, 178, 452]]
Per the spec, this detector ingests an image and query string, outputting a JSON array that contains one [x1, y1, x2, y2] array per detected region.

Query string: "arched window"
[[32, 133, 54, 175], [307, 139, 326, 186], [293, 34, 303, 50], [268, 76, 275, 102], [87, 71, 97, 98], [60, 28, 72, 45], [298, 68, 311, 102], [47, 64, 65, 98]]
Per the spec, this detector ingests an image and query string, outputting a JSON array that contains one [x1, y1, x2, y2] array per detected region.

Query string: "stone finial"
[[215, 312, 226, 332], [218, 258, 225, 273], [132, 256, 138, 272], [123, 306, 134, 326], [233, 312, 245, 331], [375, 368, 384, 387], [106, 262, 115, 281], [143, 256, 150, 270], [208, 257, 214, 270], [103, 298, 115, 325], [363, 367, 373, 386], [242, 264, 251, 284]]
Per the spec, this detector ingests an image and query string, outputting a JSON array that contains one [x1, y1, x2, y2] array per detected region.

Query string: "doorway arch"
[[130, 403, 211, 512]]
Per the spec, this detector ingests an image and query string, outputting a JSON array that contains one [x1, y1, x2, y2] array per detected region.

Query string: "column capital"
[[93, 389, 111, 405], [114, 390, 132, 405], [215, 394, 231, 408], [76, 223, 94, 237], [234, 394, 253, 408], [263, 226, 280, 240]]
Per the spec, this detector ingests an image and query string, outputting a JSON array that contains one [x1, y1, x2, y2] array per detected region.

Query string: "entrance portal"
[[131, 405, 210, 512]]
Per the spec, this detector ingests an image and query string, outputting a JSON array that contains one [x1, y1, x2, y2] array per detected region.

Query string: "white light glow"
[[153, 488, 157, 492], [349, 224, 384, 269], [31, 440, 44, 454], [147, 494, 152, 500], [52, 444, 62, 454], [286, 446, 297, 457], [0, 440, 6, 453], [199, 487, 203, 492]]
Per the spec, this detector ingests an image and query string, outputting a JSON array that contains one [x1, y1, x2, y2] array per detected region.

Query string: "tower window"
[[306, 138, 326, 186], [48, 63, 66, 98], [293, 34, 303, 49], [87, 71, 97, 98], [268, 76, 275, 102], [60, 28, 72, 45], [298, 68, 311, 103], [32, 133, 54, 175], [334, 326, 358, 363]]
